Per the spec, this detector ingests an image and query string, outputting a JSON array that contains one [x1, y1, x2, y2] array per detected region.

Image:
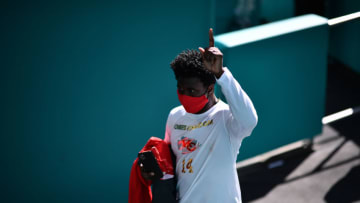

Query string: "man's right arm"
[[141, 113, 172, 180]]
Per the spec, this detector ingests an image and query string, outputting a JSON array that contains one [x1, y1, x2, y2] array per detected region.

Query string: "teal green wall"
[[260, 0, 294, 22], [1, 1, 213, 202], [3, 0, 355, 202], [215, 15, 329, 161], [327, 0, 360, 73], [214, 0, 295, 33], [214, 0, 238, 33]]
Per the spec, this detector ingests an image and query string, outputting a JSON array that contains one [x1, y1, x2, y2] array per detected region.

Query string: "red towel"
[[128, 137, 174, 203]]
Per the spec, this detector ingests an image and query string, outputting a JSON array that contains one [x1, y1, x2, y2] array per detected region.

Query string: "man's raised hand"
[[199, 28, 224, 79]]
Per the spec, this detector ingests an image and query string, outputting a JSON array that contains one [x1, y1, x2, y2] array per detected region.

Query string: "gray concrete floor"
[[244, 125, 360, 203], [239, 59, 360, 203]]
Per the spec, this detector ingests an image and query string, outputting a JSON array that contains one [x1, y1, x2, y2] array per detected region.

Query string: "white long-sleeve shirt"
[[164, 67, 258, 203]]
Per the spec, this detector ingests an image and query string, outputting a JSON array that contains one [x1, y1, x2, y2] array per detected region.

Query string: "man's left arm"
[[216, 67, 258, 136], [199, 28, 257, 136]]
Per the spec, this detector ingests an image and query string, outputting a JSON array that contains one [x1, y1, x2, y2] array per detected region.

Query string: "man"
[[143, 28, 257, 202]]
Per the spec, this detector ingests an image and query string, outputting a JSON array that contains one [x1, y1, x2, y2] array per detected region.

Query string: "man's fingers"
[[199, 47, 206, 63], [209, 28, 214, 47], [198, 47, 205, 54]]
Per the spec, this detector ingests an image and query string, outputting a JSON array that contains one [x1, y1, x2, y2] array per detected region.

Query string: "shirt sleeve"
[[216, 67, 258, 140]]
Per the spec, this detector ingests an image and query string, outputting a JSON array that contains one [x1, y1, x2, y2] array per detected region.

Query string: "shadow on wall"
[[323, 58, 360, 203], [325, 57, 360, 147]]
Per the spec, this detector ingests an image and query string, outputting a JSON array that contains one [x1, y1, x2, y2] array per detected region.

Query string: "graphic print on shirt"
[[182, 158, 193, 173], [177, 136, 201, 154], [174, 119, 213, 131]]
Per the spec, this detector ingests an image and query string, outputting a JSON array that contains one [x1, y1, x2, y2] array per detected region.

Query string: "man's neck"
[[195, 94, 218, 114]]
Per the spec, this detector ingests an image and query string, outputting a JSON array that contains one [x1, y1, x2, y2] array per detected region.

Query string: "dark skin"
[[177, 77, 216, 114], [198, 28, 224, 79], [140, 28, 225, 180]]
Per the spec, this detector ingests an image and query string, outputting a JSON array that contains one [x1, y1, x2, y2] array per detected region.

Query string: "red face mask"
[[177, 90, 209, 114]]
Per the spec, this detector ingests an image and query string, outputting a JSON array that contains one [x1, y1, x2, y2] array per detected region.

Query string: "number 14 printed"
[[182, 158, 193, 173]]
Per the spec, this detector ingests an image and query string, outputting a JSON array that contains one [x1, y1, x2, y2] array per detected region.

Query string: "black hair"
[[170, 49, 216, 87]]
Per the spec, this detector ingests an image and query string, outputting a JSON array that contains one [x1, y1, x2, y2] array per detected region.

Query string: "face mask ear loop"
[[205, 86, 212, 99]]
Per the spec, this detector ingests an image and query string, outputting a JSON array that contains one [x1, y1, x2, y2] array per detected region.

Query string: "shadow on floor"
[[239, 57, 360, 203], [324, 165, 360, 203], [240, 152, 313, 202]]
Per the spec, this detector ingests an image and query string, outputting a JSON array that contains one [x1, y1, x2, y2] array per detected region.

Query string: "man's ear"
[[207, 84, 215, 95]]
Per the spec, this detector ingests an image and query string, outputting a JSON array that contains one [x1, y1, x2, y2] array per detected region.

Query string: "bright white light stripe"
[[322, 108, 354, 125], [215, 14, 327, 48], [328, 11, 360, 26]]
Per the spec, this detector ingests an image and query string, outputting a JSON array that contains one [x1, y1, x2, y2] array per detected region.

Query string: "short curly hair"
[[170, 49, 216, 87]]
